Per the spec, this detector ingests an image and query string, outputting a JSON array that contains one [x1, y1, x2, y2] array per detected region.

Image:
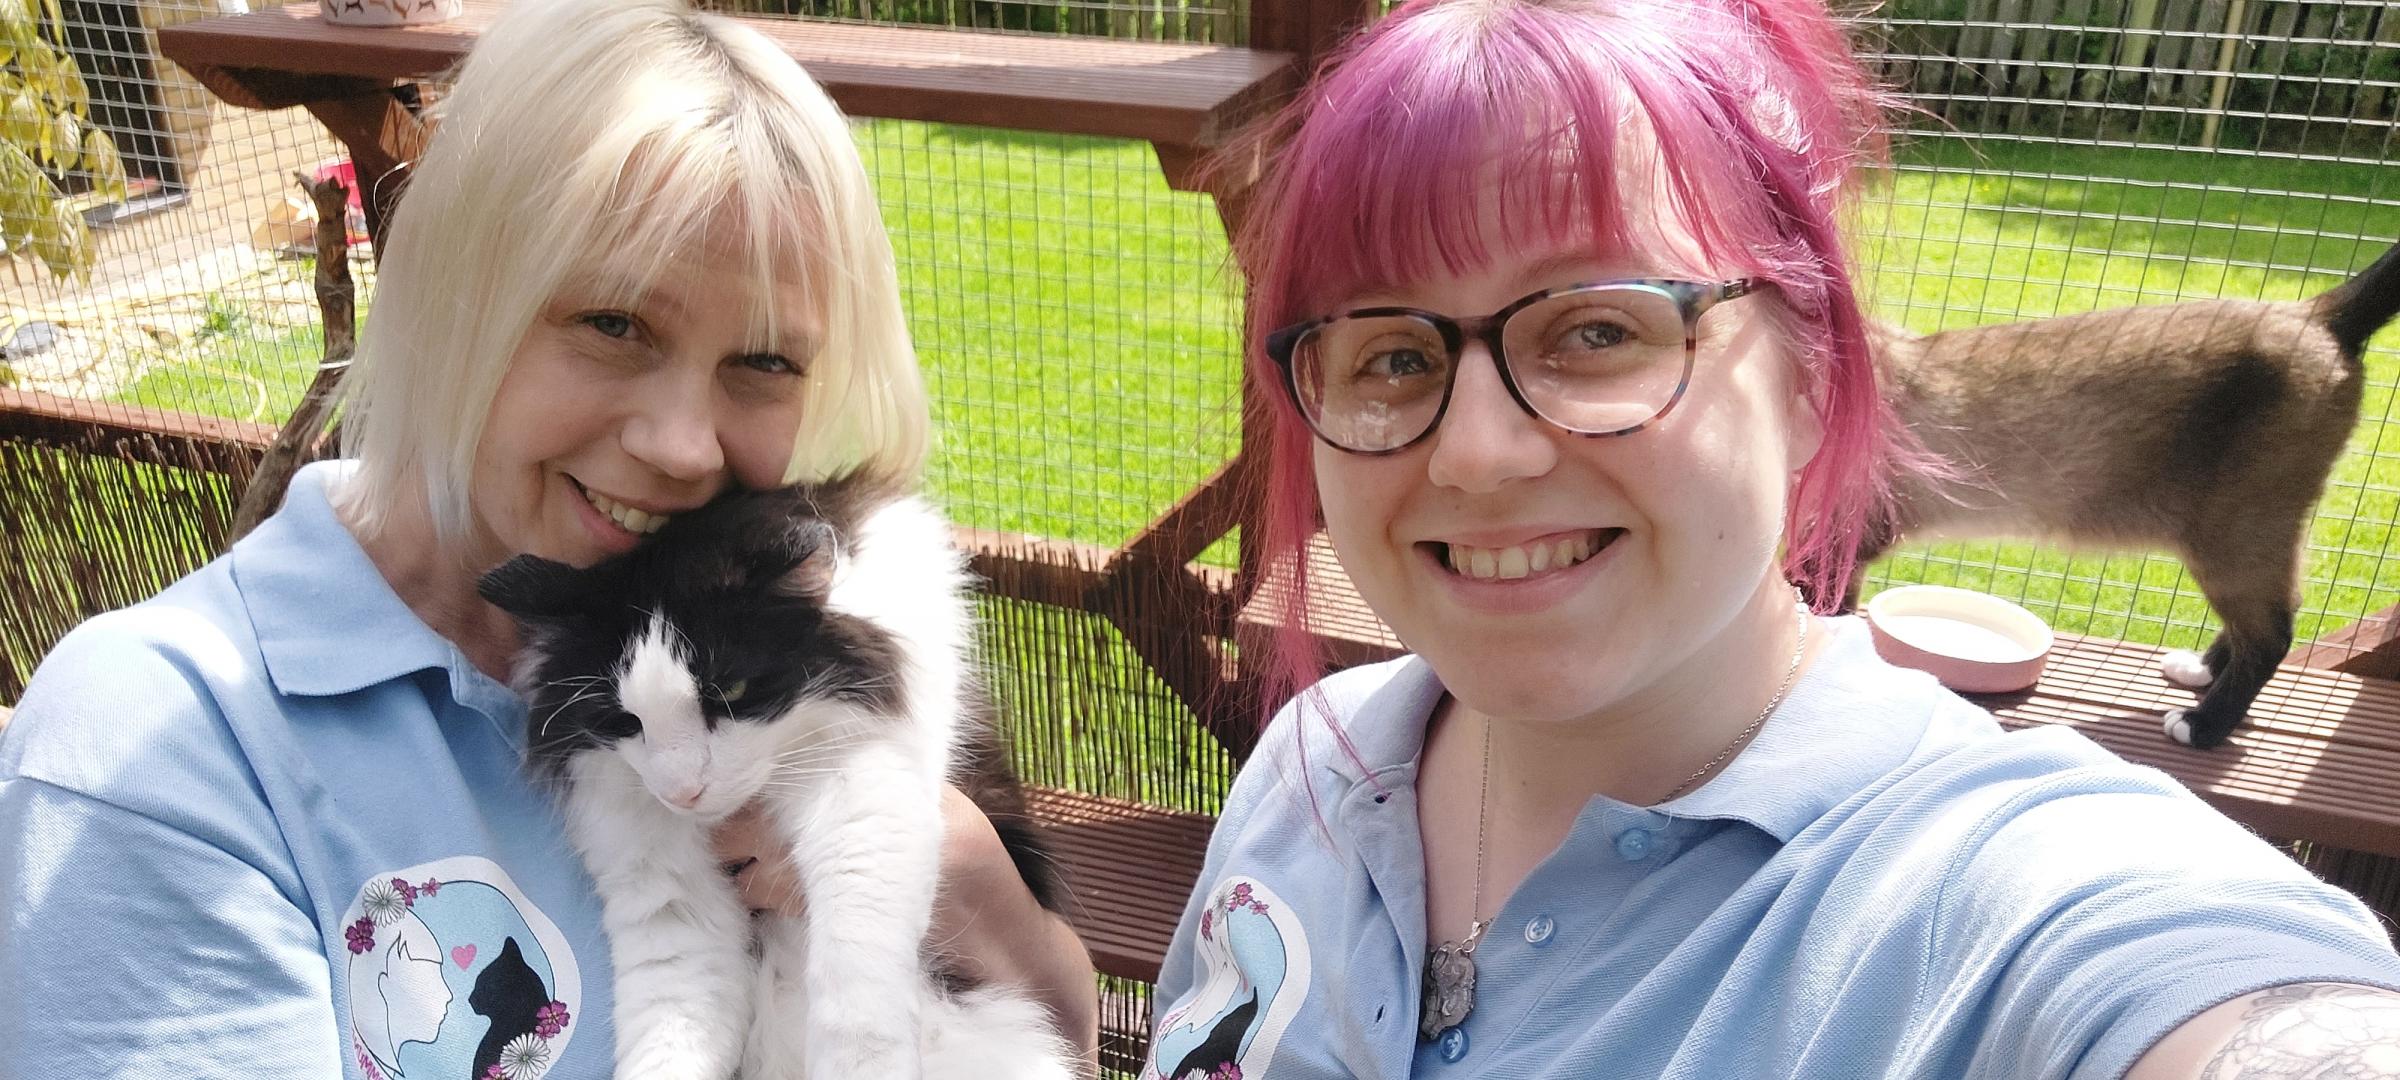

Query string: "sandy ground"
[[1, 103, 352, 403]]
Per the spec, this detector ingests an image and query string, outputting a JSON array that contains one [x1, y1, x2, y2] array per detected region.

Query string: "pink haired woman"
[[1143, 0, 2400, 1076]]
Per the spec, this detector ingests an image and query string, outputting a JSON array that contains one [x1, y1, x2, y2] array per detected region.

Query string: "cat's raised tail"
[[2316, 237, 2400, 359]]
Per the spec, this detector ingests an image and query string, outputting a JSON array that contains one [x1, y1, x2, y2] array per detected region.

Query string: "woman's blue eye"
[[1572, 321, 1630, 349], [736, 353, 800, 376], [1366, 349, 1433, 378], [580, 311, 635, 338]]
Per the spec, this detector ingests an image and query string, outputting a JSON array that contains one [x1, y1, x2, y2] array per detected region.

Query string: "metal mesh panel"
[[2, 12, 343, 423], [1854, 0, 2400, 658], [859, 119, 1244, 809], [708, 0, 1244, 40]]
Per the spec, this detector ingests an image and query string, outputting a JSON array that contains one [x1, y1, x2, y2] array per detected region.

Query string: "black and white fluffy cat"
[[478, 473, 1075, 1080]]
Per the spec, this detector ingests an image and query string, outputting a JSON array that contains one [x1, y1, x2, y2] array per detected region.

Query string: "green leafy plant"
[[0, 0, 125, 278]]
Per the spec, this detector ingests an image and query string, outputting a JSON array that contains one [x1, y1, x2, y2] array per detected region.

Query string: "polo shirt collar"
[[1661, 617, 1943, 841], [230, 461, 468, 698]]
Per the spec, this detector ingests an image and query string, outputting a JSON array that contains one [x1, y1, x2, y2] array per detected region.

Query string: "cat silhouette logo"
[[339, 856, 581, 1080], [1145, 876, 1311, 1080]]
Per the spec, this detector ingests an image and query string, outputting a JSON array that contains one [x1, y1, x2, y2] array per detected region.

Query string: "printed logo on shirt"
[[1145, 875, 1313, 1080], [338, 856, 581, 1080]]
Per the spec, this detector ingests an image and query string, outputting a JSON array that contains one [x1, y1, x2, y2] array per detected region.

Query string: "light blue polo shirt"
[[0, 462, 613, 1079], [1146, 621, 2400, 1079]]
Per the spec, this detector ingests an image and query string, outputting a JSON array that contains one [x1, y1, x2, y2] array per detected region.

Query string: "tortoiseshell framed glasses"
[[1263, 278, 1765, 455]]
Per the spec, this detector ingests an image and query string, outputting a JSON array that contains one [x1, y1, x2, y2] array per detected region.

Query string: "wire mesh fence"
[[1854, 0, 2400, 663], [718, 0, 1243, 39]]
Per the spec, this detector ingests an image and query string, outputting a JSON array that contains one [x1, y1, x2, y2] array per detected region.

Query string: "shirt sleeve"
[[0, 777, 342, 1077], [0, 612, 343, 1078], [1936, 781, 2400, 1080]]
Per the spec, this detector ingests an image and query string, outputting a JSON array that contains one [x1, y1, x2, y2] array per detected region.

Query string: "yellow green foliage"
[[0, 0, 124, 278]]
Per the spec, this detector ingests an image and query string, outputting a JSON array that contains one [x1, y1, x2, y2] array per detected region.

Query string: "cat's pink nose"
[[664, 785, 707, 810]]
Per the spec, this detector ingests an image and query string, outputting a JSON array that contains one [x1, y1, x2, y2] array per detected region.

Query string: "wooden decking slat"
[[1026, 787, 1212, 984]]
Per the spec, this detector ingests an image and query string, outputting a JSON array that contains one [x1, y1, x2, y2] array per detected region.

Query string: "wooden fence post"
[[2200, 0, 2251, 147]]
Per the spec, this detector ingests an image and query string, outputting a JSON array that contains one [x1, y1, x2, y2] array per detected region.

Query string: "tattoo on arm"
[[2198, 983, 2400, 1079]]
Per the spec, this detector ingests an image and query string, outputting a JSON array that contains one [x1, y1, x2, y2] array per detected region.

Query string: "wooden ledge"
[[157, 1, 1296, 150], [1024, 786, 1213, 984], [1973, 634, 2400, 857], [0, 388, 275, 476], [1238, 538, 2400, 860]]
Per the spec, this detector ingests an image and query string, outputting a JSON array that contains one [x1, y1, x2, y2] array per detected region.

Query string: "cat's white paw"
[[2159, 650, 2214, 689], [2162, 709, 2195, 746]]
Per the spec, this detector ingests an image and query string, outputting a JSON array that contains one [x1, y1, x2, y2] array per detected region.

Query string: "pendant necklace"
[[1417, 595, 1811, 1040], [1418, 718, 1492, 1041]]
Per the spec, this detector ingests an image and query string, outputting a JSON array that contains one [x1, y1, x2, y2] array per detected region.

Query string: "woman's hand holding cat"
[[712, 785, 1101, 1072]]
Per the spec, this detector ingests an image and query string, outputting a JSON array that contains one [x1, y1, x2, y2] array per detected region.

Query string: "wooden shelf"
[[156, 1, 1296, 150]]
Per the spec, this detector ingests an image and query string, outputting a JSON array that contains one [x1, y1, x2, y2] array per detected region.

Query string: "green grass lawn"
[[103, 122, 2400, 663]]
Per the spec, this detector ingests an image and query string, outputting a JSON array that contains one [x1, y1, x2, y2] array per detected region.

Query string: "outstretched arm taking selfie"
[[2132, 983, 2400, 1079]]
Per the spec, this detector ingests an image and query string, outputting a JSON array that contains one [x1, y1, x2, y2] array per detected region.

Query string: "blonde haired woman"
[[0, 0, 1095, 1072]]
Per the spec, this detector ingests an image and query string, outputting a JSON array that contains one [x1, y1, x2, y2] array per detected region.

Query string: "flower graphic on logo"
[[496, 1033, 554, 1078], [344, 917, 376, 954], [1230, 882, 1253, 906], [1200, 909, 1214, 940], [535, 1000, 572, 1039], [418, 878, 441, 898], [393, 878, 419, 904], [361, 879, 409, 926]]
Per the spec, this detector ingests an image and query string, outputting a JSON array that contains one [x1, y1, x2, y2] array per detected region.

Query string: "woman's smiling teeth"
[[581, 484, 670, 535], [1440, 530, 1617, 581]]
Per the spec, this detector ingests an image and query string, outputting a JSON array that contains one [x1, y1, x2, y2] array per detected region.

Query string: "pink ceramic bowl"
[[1865, 585, 2054, 694]]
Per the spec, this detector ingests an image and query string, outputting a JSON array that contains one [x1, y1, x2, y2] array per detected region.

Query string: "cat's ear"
[[766, 518, 839, 599], [477, 555, 590, 620]]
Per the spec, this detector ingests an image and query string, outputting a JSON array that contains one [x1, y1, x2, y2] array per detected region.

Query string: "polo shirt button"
[[1524, 914, 1556, 946], [1438, 1025, 1470, 1062], [1615, 827, 1655, 861]]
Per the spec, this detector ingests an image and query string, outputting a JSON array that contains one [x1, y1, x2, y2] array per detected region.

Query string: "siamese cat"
[[1852, 239, 2400, 751]]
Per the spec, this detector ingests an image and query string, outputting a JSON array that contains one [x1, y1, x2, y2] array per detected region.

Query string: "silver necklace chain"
[[1660, 596, 1812, 803], [1469, 717, 1491, 937]]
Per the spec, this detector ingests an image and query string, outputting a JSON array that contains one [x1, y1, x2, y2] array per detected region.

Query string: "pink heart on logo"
[[451, 944, 477, 969]]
